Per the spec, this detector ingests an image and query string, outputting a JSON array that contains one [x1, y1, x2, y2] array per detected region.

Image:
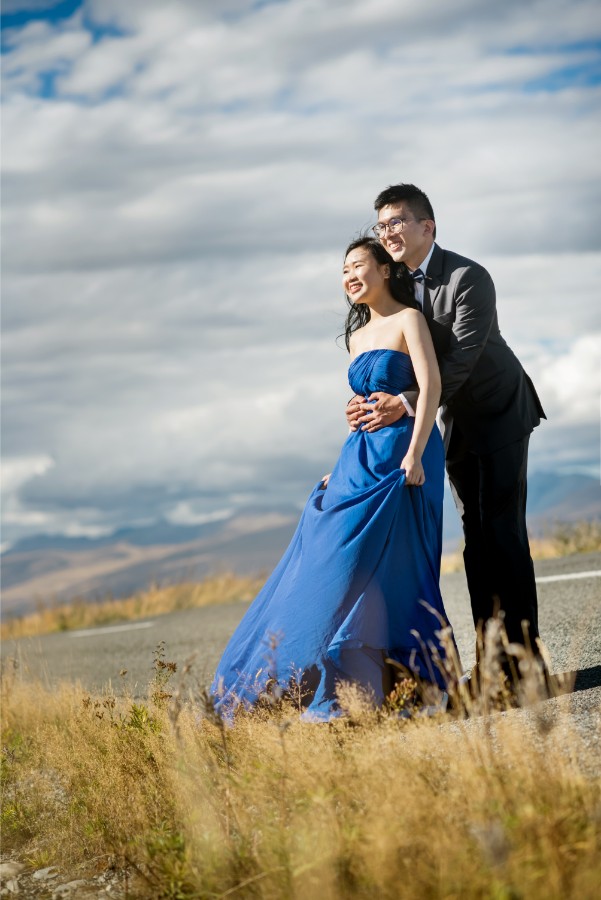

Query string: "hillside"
[[2, 471, 599, 617]]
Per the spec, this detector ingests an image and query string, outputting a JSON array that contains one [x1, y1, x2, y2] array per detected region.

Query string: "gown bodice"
[[349, 349, 416, 398]]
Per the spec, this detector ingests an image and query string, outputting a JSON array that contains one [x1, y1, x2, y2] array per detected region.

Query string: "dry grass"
[[530, 519, 601, 559], [0, 573, 265, 641], [1, 632, 600, 899]]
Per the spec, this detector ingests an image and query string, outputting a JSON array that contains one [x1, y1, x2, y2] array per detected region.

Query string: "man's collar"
[[414, 242, 436, 275]]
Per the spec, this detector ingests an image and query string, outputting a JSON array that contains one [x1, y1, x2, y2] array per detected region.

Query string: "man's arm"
[[438, 267, 497, 405], [399, 391, 417, 416]]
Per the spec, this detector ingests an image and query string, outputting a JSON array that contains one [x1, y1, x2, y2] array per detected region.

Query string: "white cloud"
[[1, 455, 55, 496], [1, 0, 600, 543], [165, 504, 233, 526], [0, 455, 56, 543], [1, 16, 89, 94], [534, 334, 600, 424]]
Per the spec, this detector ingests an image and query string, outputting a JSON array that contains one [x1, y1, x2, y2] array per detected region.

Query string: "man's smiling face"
[[376, 203, 435, 270]]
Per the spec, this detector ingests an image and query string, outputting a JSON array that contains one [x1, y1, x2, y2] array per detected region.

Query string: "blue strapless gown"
[[211, 350, 452, 720]]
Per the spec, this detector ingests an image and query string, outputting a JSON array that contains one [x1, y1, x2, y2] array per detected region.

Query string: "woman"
[[211, 237, 454, 721]]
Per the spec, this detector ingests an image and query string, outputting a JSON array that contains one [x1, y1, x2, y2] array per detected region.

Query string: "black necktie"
[[412, 268, 424, 309]]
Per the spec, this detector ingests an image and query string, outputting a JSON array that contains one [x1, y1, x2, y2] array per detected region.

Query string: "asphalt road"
[[3, 552, 600, 710]]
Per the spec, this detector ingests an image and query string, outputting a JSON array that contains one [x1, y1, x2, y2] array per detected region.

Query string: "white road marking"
[[536, 570, 601, 584], [69, 621, 155, 638]]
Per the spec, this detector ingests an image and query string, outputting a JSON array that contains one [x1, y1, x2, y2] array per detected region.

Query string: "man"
[[347, 183, 545, 677]]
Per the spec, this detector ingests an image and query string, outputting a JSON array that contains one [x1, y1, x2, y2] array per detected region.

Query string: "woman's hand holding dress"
[[399, 452, 425, 486]]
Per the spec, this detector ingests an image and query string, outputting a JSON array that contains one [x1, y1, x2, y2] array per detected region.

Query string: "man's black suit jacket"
[[422, 244, 545, 454]]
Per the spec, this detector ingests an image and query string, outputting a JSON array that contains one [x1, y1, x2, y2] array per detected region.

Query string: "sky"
[[1, 0, 600, 548]]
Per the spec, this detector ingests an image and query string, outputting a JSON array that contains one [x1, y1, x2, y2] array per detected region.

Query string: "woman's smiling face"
[[342, 246, 389, 306]]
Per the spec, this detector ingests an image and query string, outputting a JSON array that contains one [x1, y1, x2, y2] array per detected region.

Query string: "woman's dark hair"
[[342, 236, 417, 351]]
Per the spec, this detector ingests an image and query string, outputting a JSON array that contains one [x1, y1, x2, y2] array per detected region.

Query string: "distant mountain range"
[[2, 471, 599, 617]]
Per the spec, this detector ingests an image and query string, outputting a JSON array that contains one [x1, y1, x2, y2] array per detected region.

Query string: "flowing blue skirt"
[[211, 350, 453, 720]]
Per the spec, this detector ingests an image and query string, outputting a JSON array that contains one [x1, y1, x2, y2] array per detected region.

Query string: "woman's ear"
[[382, 264, 390, 280]]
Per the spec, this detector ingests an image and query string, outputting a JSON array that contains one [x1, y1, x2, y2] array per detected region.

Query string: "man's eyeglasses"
[[372, 217, 422, 238]]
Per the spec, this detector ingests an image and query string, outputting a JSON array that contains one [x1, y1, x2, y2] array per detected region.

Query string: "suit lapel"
[[423, 244, 444, 318]]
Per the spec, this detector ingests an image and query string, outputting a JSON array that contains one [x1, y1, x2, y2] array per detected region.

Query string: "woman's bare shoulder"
[[396, 306, 422, 321], [397, 307, 428, 332]]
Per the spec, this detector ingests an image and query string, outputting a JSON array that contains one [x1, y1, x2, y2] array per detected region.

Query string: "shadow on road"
[[571, 664, 601, 693], [554, 664, 601, 695]]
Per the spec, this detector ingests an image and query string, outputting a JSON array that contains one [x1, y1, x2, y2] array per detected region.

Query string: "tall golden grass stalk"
[[1, 646, 600, 899]]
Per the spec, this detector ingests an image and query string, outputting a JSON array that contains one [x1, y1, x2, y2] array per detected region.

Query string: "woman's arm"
[[399, 310, 441, 485]]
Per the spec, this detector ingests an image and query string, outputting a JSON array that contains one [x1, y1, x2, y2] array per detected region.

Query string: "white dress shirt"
[[398, 243, 437, 416]]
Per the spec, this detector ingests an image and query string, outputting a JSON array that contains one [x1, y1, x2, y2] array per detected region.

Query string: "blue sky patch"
[[1, 0, 130, 46], [1, 0, 83, 30], [505, 39, 601, 91], [524, 60, 601, 92]]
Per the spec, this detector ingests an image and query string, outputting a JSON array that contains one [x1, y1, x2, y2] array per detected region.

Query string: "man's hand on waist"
[[346, 392, 407, 433]]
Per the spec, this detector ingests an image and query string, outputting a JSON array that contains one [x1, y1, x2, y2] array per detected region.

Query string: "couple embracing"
[[211, 183, 545, 720]]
